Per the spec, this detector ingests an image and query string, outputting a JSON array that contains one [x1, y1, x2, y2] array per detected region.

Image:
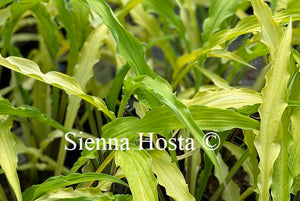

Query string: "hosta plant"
[[0, 0, 300, 201]]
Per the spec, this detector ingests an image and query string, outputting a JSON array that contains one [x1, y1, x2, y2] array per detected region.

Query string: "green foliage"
[[0, 0, 299, 200]]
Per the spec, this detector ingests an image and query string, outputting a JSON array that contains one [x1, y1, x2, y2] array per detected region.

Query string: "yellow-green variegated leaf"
[[23, 173, 128, 201], [215, 153, 240, 201], [0, 6, 10, 26], [0, 55, 115, 120], [251, 0, 281, 55], [115, 149, 158, 201], [64, 24, 108, 128], [35, 187, 132, 201], [202, 9, 300, 54], [207, 50, 256, 69], [223, 141, 254, 185], [149, 150, 195, 201], [0, 115, 22, 201], [197, 66, 230, 89], [252, 0, 293, 199], [182, 88, 262, 109]]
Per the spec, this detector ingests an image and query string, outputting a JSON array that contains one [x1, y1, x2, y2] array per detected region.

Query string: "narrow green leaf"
[[106, 64, 130, 111], [0, 97, 67, 132], [70, 0, 90, 48], [23, 173, 128, 201], [0, 55, 115, 119], [202, 0, 238, 42], [0, 0, 12, 8], [32, 3, 59, 60], [0, 115, 22, 201], [142, 0, 185, 36], [81, 0, 156, 78], [115, 149, 158, 201], [290, 108, 300, 177], [54, 0, 79, 70]]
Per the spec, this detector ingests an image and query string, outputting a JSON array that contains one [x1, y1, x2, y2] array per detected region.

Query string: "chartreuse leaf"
[[149, 150, 195, 201], [35, 187, 132, 201], [102, 105, 259, 140], [81, 0, 156, 78], [0, 0, 12, 8], [251, 0, 293, 199], [115, 148, 158, 201], [202, 9, 300, 55], [288, 0, 300, 9], [0, 97, 67, 132], [64, 24, 108, 128], [22, 173, 128, 201], [207, 50, 256, 69], [0, 6, 10, 26], [175, 49, 255, 79], [202, 0, 238, 42], [251, 0, 281, 54], [182, 88, 262, 109], [0, 55, 115, 120], [0, 115, 22, 201], [223, 141, 254, 184], [196, 66, 230, 88]]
